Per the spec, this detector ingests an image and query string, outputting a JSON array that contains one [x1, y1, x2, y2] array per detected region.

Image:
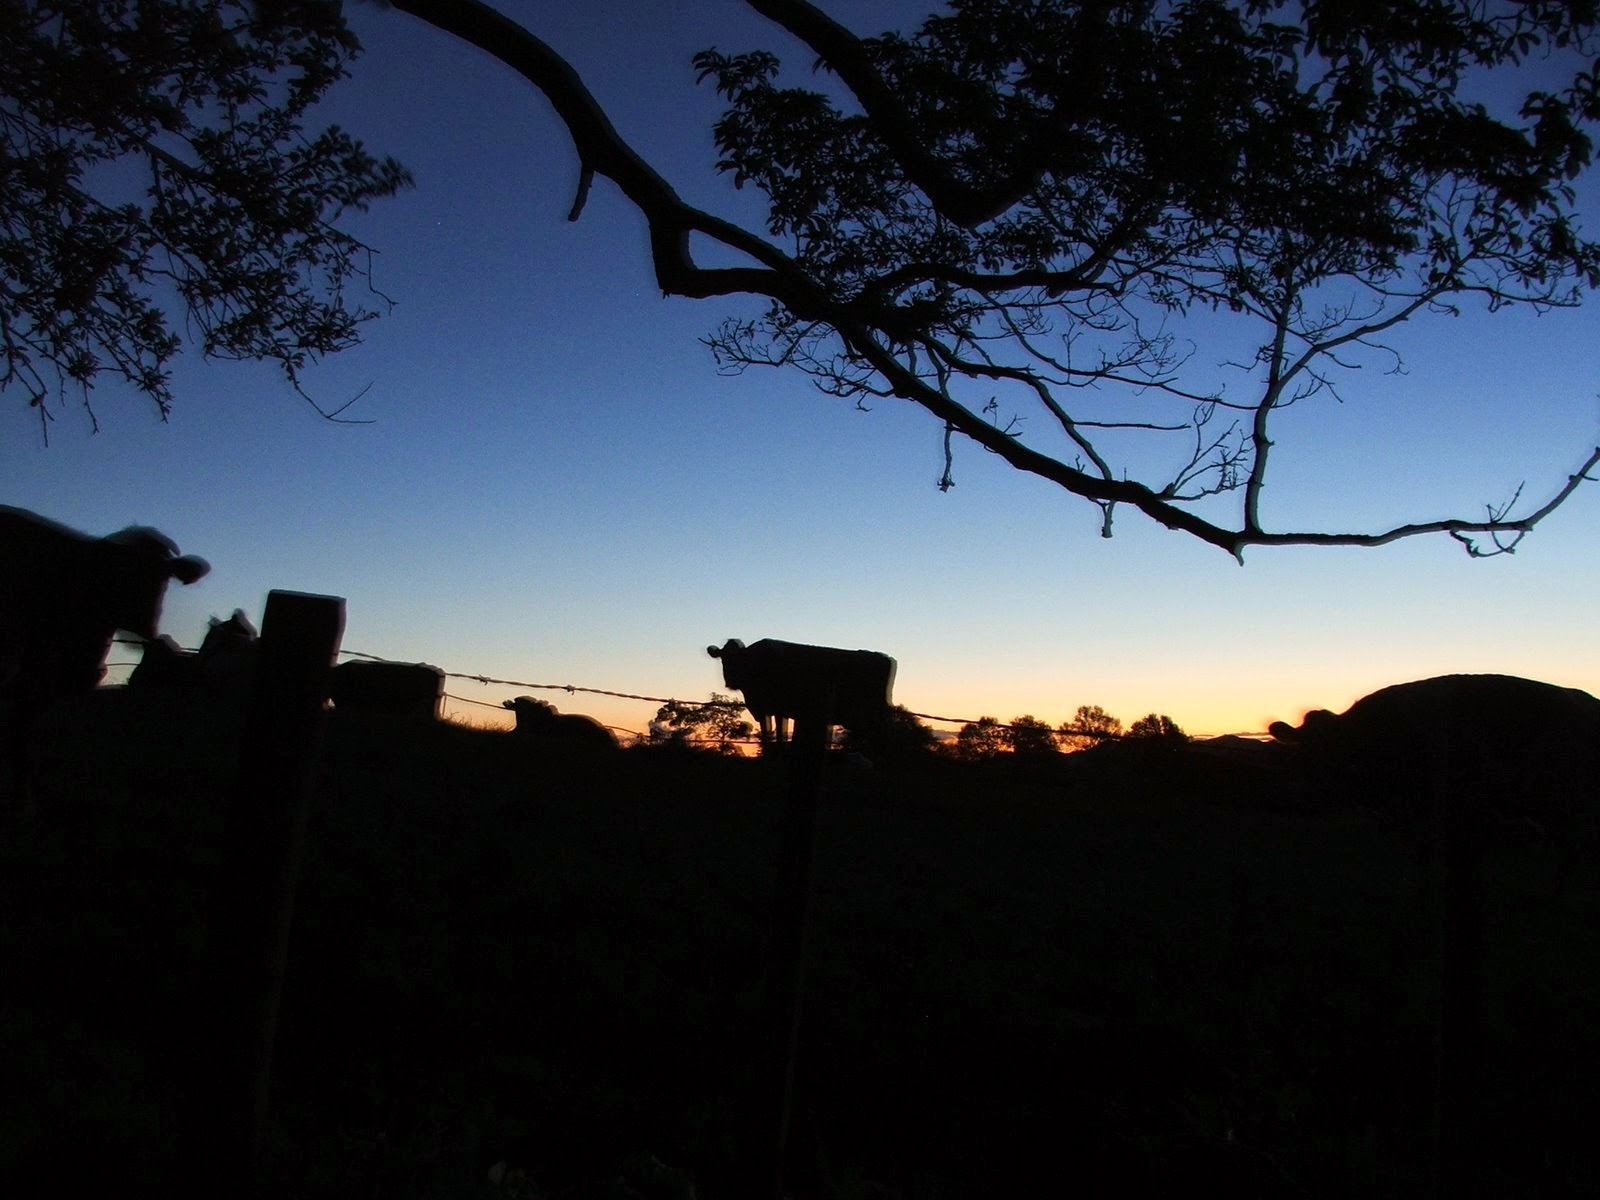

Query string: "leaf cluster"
[[691, 0, 1600, 552], [701, 1, 1599, 320], [1, 0, 411, 433], [1058, 703, 1125, 752], [1127, 712, 1190, 742], [953, 714, 1008, 760], [841, 702, 938, 759]]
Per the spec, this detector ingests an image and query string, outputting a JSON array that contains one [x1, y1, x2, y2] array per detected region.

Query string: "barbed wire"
[[438, 690, 648, 738], [340, 648, 690, 708], [108, 636, 1269, 740], [343, 650, 1066, 732]]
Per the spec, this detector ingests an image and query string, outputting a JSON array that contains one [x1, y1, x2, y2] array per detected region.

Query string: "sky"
[[5, 1, 1599, 741]]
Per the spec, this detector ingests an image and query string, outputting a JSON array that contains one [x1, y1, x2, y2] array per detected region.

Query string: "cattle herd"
[[0, 506, 622, 801], [3, 505, 1599, 844]]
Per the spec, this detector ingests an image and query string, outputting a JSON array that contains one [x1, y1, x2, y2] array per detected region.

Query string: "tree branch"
[[741, 0, 1037, 227], [388, 0, 814, 308], [385, 0, 1600, 560]]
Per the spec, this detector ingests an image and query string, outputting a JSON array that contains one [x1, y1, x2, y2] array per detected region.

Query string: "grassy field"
[[3, 688, 1596, 1197]]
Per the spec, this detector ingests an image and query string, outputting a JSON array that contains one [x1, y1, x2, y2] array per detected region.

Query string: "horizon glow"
[[7, 2, 1599, 751]]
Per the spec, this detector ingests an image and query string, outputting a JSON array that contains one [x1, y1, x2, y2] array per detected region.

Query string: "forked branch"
[[387, 0, 1600, 559]]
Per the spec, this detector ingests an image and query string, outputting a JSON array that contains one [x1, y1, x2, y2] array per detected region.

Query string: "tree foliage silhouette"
[[648, 693, 754, 754], [1003, 714, 1059, 758], [1128, 712, 1189, 743], [1059, 704, 1124, 752], [382, 0, 1600, 557], [954, 715, 1007, 761], [0, 0, 409, 435], [843, 703, 937, 760], [12, 1, 1600, 554]]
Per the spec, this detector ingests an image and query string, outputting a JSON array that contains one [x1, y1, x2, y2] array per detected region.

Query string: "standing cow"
[[1, 505, 209, 797], [707, 637, 896, 746]]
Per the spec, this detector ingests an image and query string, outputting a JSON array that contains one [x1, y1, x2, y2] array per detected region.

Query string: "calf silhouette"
[[503, 696, 617, 751], [129, 609, 258, 694]]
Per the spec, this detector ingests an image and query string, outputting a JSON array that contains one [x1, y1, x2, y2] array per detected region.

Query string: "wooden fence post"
[[704, 636, 895, 1197], [1429, 720, 1485, 1200], [203, 590, 344, 1192], [760, 708, 831, 1200]]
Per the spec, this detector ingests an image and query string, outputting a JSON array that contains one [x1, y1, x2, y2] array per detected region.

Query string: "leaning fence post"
[[761, 705, 831, 1199], [706, 637, 896, 1199], [1428, 718, 1484, 1200], [204, 590, 344, 1191]]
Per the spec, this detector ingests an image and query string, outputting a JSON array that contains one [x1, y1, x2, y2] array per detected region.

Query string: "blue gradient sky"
[[5, 1, 1598, 739]]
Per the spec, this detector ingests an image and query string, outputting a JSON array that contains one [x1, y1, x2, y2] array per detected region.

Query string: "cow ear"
[[170, 555, 209, 585]]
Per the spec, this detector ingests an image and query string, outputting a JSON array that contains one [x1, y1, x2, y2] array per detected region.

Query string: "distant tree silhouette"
[[1128, 713, 1189, 744], [842, 703, 936, 760], [381, 0, 1600, 558], [1003, 714, 1059, 758], [1058, 705, 1124, 753], [16, 2, 1600, 553], [954, 715, 1006, 762], [0, 1, 409, 433], [649, 693, 753, 754]]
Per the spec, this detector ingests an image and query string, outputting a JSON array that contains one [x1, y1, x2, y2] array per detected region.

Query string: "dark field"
[[3, 689, 1597, 1198]]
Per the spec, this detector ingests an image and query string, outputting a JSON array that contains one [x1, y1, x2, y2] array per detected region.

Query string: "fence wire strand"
[[111, 637, 1266, 740]]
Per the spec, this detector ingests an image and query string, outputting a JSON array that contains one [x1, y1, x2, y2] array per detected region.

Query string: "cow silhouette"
[[327, 659, 444, 719], [1, 505, 208, 799], [128, 634, 199, 690], [707, 637, 896, 745], [503, 696, 618, 751], [129, 608, 258, 694], [1270, 673, 1600, 884], [1270, 674, 1600, 788]]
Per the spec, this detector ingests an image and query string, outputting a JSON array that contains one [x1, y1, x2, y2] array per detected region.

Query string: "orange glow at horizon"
[[101, 654, 1600, 748]]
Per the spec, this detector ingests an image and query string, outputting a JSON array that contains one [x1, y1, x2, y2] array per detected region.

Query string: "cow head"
[[200, 609, 258, 656], [100, 525, 210, 639], [1267, 708, 1337, 744], [706, 639, 745, 688], [504, 696, 557, 729]]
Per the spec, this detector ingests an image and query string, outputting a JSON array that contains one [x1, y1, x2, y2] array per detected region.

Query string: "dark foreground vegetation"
[[3, 688, 1596, 1198]]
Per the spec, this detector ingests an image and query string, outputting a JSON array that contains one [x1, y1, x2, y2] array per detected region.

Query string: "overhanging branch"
[[742, 0, 1040, 227], [387, 0, 811, 305], [384, 0, 1600, 560]]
